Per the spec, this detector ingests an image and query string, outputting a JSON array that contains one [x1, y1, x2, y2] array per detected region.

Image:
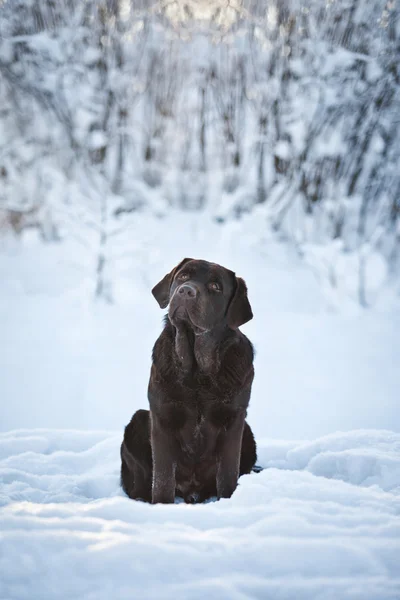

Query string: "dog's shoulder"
[[221, 328, 254, 363], [151, 317, 174, 360], [217, 329, 254, 389]]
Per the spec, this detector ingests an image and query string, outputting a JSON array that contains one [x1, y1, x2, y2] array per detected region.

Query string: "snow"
[[314, 128, 346, 157], [1, 212, 399, 437], [87, 131, 108, 150], [1, 429, 400, 599], [274, 140, 291, 160], [1, 212, 399, 598]]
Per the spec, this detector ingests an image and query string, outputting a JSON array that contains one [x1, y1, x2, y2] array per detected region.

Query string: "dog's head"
[[152, 258, 253, 332]]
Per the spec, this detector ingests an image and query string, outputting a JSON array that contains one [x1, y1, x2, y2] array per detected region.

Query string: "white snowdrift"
[[1, 428, 399, 600]]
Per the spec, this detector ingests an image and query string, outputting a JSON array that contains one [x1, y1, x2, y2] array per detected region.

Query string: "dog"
[[120, 258, 256, 504]]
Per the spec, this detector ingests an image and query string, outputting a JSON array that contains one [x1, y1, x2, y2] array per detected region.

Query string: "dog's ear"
[[226, 276, 253, 329], [152, 258, 193, 308]]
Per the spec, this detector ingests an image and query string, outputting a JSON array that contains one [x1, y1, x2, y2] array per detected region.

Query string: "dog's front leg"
[[150, 413, 177, 504], [216, 412, 245, 500]]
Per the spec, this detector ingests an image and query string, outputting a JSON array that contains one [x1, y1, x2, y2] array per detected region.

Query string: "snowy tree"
[[0, 0, 398, 304]]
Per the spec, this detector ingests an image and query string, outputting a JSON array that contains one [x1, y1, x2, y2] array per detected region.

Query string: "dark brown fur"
[[120, 258, 257, 504]]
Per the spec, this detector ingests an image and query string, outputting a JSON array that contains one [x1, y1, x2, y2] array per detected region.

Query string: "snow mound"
[[258, 430, 400, 494], [1, 429, 400, 599]]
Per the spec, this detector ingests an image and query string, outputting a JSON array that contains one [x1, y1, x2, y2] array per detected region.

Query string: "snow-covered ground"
[[1, 429, 400, 599], [0, 212, 399, 598]]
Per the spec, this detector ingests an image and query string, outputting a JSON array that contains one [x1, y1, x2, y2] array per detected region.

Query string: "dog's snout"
[[178, 284, 197, 299]]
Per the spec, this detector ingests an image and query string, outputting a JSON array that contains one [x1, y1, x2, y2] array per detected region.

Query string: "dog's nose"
[[178, 284, 197, 299]]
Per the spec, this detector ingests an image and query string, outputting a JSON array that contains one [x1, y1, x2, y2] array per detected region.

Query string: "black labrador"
[[120, 258, 256, 504]]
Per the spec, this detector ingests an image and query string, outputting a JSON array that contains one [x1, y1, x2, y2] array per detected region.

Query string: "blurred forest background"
[[0, 0, 399, 306]]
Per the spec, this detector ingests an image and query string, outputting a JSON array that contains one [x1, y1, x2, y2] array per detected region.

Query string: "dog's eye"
[[209, 282, 221, 292], [179, 272, 189, 281]]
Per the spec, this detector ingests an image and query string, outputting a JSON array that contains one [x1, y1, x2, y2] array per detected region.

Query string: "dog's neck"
[[170, 319, 228, 375]]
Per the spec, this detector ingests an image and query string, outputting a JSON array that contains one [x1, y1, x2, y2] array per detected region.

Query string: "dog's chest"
[[178, 410, 213, 459], [193, 413, 205, 437], [154, 377, 239, 451], [176, 397, 236, 456]]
